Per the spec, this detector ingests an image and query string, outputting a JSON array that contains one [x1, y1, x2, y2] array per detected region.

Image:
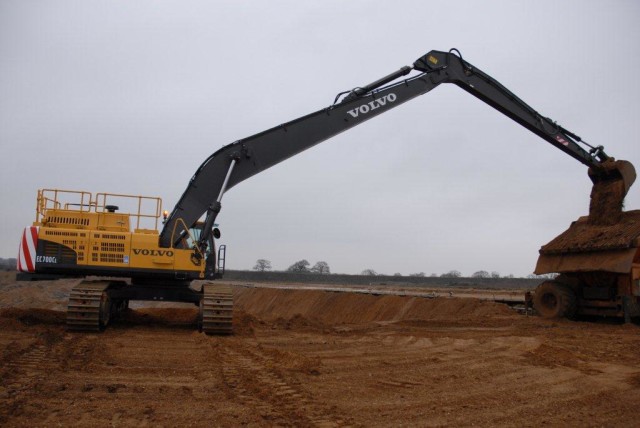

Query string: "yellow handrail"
[[36, 189, 163, 231]]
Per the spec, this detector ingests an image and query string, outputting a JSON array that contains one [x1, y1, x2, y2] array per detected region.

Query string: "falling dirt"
[[589, 176, 626, 225], [588, 159, 636, 226], [1, 275, 640, 426]]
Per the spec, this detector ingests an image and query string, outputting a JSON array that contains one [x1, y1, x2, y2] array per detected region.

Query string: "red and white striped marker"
[[17, 226, 39, 272]]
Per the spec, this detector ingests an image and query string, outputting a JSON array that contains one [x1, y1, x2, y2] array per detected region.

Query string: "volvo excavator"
[[17, 49, 639, 332]]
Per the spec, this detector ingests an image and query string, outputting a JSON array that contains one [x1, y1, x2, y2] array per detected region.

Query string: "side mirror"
[[213, 228, 221, 239]]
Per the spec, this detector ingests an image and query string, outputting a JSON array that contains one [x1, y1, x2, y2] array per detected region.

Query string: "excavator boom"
[[160, 49, 634, 252]]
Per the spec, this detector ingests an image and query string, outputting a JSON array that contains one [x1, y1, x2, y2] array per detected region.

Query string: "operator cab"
[[186, 222, 222, 278]]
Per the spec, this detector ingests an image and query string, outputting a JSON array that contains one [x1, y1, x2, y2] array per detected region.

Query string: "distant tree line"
[[0, 258, 17, 271], [253, 259, 331, 274], [251, 258, 552, 278], [357, 269, 519, 278]]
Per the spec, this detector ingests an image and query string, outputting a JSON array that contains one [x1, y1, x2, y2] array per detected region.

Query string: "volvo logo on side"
[[347, 93, 397, 118], [133, 249, 174, 257]]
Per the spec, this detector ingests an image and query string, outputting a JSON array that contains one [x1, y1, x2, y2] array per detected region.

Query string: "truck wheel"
[[533, 281, 577, 319]]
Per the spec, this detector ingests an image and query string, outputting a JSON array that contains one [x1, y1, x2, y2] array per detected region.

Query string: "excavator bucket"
[[589, 159, 636, 193]]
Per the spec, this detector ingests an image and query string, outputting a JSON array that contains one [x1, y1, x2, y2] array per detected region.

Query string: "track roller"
[[199, 283, 233, 335]]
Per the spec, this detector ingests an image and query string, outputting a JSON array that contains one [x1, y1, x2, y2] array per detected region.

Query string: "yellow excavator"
[[17, 49, 638, 332]]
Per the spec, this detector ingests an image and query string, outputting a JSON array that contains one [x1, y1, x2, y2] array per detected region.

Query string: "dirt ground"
[[1, 271, 639, 427]]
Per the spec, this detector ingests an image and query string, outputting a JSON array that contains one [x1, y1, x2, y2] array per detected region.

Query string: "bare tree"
[[491, 271, 501, 278], [472, 270, 490, 278], [393, 273, 403, 277], [311, 261, 331, 274], [287, 259, 310, 273], [409, 272, 426, 277], [441, 270, 462, 278], [361, 269, 377, 276], [253, 259, 272, 272]]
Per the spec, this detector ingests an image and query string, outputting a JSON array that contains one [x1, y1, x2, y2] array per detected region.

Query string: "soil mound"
[[0, 308, 65, 327], [0, 271, 17, 286], [0, 276, 518, 330], [0, 278, 79, 310], [233, 288, 515, 326]]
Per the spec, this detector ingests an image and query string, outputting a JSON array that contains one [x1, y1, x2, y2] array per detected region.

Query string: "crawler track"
[[200, 283, 233, 335], [66, 281, 111, 332]]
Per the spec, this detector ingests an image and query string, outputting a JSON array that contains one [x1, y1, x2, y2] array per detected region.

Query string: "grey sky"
[[1, 0, 638, 276]]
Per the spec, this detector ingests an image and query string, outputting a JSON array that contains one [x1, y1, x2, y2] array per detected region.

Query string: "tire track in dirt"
[[293, 323, 640, 426], [19, 328, 227, 425], [0, 328, 68, 425], [218, 340, 353, 427], [3, 342, 51, 395]]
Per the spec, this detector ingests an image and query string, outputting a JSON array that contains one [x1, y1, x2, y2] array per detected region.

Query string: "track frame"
[[66, 281, 234, 334]]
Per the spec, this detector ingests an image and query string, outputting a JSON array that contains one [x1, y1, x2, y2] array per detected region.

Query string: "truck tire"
[[533, 281, 577, 319]]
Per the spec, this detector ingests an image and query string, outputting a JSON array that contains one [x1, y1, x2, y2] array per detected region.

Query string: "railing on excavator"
[[36, 189, 164, 231]]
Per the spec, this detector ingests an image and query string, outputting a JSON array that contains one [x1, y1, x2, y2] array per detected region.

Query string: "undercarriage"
[[66, 280, 233, 334]]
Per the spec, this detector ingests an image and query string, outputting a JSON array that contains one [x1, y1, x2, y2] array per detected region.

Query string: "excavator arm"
[[159, 49, 635, 252], [414, 50, 609, 166]]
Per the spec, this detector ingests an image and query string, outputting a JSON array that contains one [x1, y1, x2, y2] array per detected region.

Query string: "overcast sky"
[[1, 0, 639, 276]]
